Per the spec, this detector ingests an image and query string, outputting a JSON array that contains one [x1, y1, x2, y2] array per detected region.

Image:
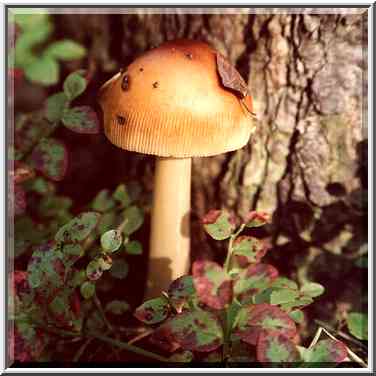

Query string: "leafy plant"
[[12, 69, 99, 259], [10, 191, 146, 362], [11, 12, 86, 86], [133, 210, 349, 366]]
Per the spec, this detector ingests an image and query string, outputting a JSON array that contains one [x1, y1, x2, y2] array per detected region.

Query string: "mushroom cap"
[[98, 39, 256, 158]]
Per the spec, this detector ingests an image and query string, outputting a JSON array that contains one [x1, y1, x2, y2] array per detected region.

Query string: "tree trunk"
[[58, 9, 367, 314]]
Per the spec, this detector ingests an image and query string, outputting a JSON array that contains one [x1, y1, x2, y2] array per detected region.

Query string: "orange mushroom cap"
[[98, 39, 256, 158]]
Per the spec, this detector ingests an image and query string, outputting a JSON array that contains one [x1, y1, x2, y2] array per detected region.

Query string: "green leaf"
[[124, 240, 142, 255], [24, 55, 59, 86], [91, 189, 116, 212], [63, 71, 87, 100], [109, 258, 129, 279], [192, 260, 232, 310], [300, 282, 325, 298], [45, 40, 86, 61], [346, 312, 368, 340], [46, 92, 70, 122], [15, 13, 50, 31], [233, 303, 297, 346], [271, 277, 298, 290], [202, 210, 235, 240], [122, 206, 144, 236], [30, 137, 68, 181], [101, 230, 122, 253], [62, 106, 99, 134], [289, 310, 304, 324], [63, 243, 84, 257], [134, 297, 170, 325], [151, 309, 223, 352], [27, 176, 55, 195], [55, 212, 100, 243], [96, 212, 117, 235], [302, 339, 347, 364], [105, 300, 130, 315], [38, 194, 72, 218], [113, 184, 131, 208], [280, 296, 313, 311], [257, 332, 300, 363], [270, 289, 300, 305], [80, 281, 95, 300]]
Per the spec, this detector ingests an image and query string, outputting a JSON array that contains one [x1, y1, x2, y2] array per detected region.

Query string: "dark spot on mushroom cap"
[[117, 115, 126, 125], [121, 74, 130, 91], [152, 81, 159, 88], [139, 67, 144, 72], [186, 53, 193, 59]]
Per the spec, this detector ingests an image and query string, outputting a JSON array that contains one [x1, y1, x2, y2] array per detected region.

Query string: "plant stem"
[[90, 332, 169, 362], [73, 338, 93, 362], [224, 224, 245, 273], [93, 293, 113, 332]]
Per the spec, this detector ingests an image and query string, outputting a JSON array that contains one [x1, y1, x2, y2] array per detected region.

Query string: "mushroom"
[[98, 39, 256, 298]]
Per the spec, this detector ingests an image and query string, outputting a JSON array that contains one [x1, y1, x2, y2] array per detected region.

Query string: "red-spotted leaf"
[[192, 260, 232, 310], [151, 309, 223, 352], [63, 71, 88, 100], [303, 339, 347, 364], [55, 212, 100, 243], [233, 303, 297, 345], [15, 113, 49, 155], [47, 287, 83, 331], [134, 296, 170, 325], [233, 263, 278, 303], [14, 185, 26, 216], [86, 259, 103, 281], [11, 270, 34, 311], [257, 332, 300, 363], [231, 236, 268, 268], [27, 243, 66, 298], [100, 229, 122, 253], [244, 211, 271, 228], [202, 210, 236, 240], [30, 138, 68, 181], [11, 323, 47, 362], [62, 106, 99, 134], [167, 275, 196, 311], [14, 161, 35, 184]]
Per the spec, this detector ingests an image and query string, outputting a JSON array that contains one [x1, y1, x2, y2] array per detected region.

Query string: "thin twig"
[[311, 322, 368, 368], [90, 332, 169, 362], [314, 320, 368, 351], [73, 338, 93, 362], [93, 293, 113, 332], [224, 224, 245, 272], [127, 328, 154, 345]]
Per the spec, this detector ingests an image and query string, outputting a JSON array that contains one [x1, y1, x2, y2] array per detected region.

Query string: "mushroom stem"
[[146, 157, 191, 298]]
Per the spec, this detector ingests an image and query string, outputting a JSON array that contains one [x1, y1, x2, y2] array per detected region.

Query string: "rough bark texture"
[[57, 10, 367, 316]]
